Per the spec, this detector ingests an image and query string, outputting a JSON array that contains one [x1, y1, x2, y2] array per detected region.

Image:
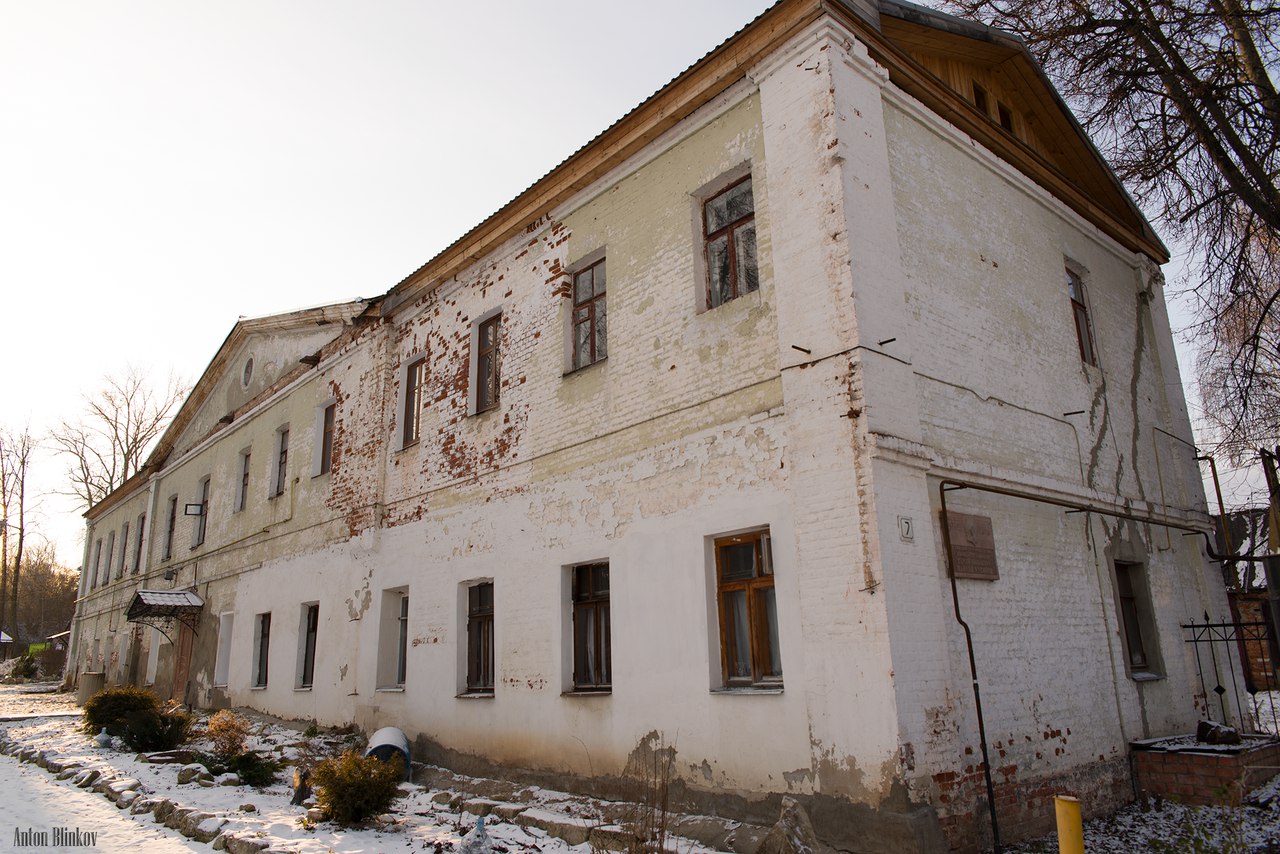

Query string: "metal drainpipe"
[[937, 476, 1255, 852]]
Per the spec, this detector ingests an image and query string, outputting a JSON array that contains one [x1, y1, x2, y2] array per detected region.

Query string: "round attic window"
[[242, 357, 255, 388]]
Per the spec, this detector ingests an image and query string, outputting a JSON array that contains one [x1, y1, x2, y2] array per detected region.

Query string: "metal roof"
[[126, 589, 205, 622]]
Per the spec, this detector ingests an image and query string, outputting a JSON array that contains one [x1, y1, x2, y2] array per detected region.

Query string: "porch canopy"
[[126, 589, 204, 637]]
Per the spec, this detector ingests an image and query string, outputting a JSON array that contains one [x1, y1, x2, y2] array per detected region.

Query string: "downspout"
[[937, 476, 1247, 852]]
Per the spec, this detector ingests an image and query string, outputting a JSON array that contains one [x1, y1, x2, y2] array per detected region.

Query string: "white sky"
[[0, 1, 1260, 567]]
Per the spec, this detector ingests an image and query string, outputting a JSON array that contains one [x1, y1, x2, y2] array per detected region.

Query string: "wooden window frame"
[[571, 259, 607, 370], [117, 522, 129, 579], [193, 477, 210, 548], [402, 357, 425, 447], [273, 427, 289, 498], [475, 315, 501, 414], [320, 403, 336, 475], [237, 451, 251, 512], [396, 594, 409, 687], [714, 529, 782, 688], [1067, 268, 1098, 366], [163, 496, 178, 561], [299, 603, 319, 688], [131, 512, 145, 574], [253, 612, 271, 688], [704, 175, 758, 309], [572, 563, 611, 691], [90, 539, 102, 589], [466, 582, 495, 693]]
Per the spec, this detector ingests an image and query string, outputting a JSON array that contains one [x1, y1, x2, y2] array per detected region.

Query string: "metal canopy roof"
[[126, 589, 205, 637]]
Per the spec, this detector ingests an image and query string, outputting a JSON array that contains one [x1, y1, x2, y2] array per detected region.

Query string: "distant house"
[[69, 1, 1230, 850]]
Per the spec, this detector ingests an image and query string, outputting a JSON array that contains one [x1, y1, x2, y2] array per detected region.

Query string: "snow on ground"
[[0, 752, 207, 852], [0, 683, 716, 854]]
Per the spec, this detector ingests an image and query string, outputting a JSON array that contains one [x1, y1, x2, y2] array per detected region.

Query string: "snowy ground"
[[1252, 690, 1280, 736], [1, 682, 1279, 852]]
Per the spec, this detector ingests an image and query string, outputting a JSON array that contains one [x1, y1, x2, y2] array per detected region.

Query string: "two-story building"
[[69, 1, 1232, 850]]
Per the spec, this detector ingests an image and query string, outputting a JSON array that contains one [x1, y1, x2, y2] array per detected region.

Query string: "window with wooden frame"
[[117, 522, 129, 579], [572, 563, 611, 691], [319, 403, 336, 475], [972, 81, 990, 115], [402, 357, 425, 447], [131, 513, 145, 574], [104, 531, 115, 584], [396, 594, 409, 686], [1066, 267, 1098, 366], [163, 496, 178, 561], [466, 582, 494, 693], [273, 427, 289, 497], [192, 477, 210, 548], [571, 259, 607, 370], [704, 176, 758, 308], [90, 538, 102, 589], [475, 315, 501, 413], [298, 603, 319, 689], [253, 612, 271, 688], [237, 451, 251, 512], [714, 529, 781, 687]]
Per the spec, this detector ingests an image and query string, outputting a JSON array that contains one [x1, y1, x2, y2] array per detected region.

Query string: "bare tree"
[[0, 428, 33, 646], [944, 0, 1280, 457], [50, 368, 188, 510]]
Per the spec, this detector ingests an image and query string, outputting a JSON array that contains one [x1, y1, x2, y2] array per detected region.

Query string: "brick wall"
[[1133, 741, 1280, 806]]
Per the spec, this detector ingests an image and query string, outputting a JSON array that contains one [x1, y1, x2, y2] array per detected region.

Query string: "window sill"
[[711, 685, 784, 695], [311, 470, 332, 480], [1130, 671, 1163, 682], [456, 691, 494, 699], [562, 689, 611, 697], [376, 686, 405, 693], [294, 686, 312, 693], [213, 682, 228, 689], [249, 685, 267, 691], [394, 440, 420, 456], [562, 357, 607, 379]]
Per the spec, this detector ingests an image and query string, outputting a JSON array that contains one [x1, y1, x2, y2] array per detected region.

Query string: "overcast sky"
[[0, 1, 1256, 567]]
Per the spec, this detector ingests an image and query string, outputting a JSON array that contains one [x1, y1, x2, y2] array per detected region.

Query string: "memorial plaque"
[[945, 511, 999, 580]]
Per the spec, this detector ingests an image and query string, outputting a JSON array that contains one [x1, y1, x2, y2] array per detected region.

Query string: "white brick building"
[[70, 1, 1230, 850]]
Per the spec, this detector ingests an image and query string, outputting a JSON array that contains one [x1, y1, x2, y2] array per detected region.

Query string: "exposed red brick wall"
[[1133, 741, 1280, 806]]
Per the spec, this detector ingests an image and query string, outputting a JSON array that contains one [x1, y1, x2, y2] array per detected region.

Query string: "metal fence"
[[1183, 614, 1279, 736]]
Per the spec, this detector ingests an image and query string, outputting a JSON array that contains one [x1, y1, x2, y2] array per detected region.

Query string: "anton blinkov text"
[[13, 826, 98, 846]]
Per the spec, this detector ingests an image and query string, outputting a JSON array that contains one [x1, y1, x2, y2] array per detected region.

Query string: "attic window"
[[997, 102, 1014, 133], [242, 357, 254, 388], [972, 82, 990, 116]]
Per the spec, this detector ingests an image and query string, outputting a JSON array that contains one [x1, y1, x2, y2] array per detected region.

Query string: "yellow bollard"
[[1055, 795, 1084, 854]]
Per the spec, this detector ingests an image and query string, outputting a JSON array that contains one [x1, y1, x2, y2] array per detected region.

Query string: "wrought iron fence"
[[1183, 613, 1279, 736]]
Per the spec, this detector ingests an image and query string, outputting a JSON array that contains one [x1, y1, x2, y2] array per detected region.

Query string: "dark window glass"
[[705, 177, 758, 308], [467, 582, 494, 692], [320, 403, 336, 474], [164, 497, 178, 561], [274, 429, 289, 496], [476, 317, 501, 413], [572, 563, 611, 690], [571, 260, 607, 370], [1067, 268, 1098, 366], [396, 595, 409, 686], [1115, 563, 1149, 669], [255, 613, 271, 688], [238, 452, 251, 512], [194, 478, 209, 547], [131, 513, 145, 574], [403, 358, 425, 446], [300, 604, 318, 688]]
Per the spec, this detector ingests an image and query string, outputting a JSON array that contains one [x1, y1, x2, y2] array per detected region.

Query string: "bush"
[[12, 653, 37, 679], [83, 686, 162, 737], [199, 749, 280, 787], [82, 686, 193, 751], [207, 709, 251, 758], [118, 707, 194, 752], [311, 751, 404, 825]]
